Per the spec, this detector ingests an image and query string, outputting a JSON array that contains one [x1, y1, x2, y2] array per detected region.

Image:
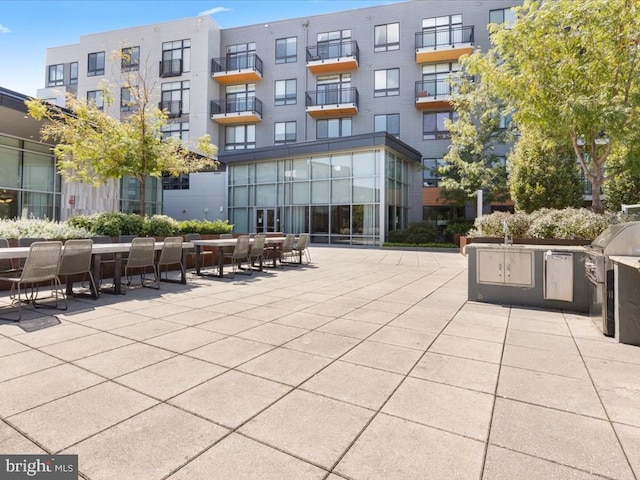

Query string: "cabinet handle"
[[498, 263, 502, 278]]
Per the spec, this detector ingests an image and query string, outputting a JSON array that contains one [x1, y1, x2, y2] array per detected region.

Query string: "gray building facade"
[[38, 0, 521, 242]]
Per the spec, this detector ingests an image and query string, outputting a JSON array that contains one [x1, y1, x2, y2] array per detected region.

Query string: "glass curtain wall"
[[120, 176, 163, 216], [0, 134, 61, 219], [227, 148, 412, 245]]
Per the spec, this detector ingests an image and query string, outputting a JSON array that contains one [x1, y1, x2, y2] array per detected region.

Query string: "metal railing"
[[305, 87, 359, 108], [415, 25, 474, 49], [158, 100, 182, 118], [159, 59, 183, 78], [210, 97, 263, 116], [211, 53, 263, 75], [415, 79, 454, 98], [306, 40, 360, 63]]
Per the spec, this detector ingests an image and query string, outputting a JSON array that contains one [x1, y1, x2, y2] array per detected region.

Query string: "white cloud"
[[0, 24, 10, 34], [198, 6, 231, 16]]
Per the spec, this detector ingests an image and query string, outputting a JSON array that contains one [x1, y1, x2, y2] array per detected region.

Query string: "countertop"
[[465, 243, 587, 253]]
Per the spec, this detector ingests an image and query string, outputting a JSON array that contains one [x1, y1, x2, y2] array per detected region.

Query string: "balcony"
[[415, 79, 454, 109], [159, 59, 183, 78], [306, 41, 359, 75], [415, 26, 474, 63], [211, 54, 263, 85], [158, 100, 182, 118], [210, 97, 263, 124], [305, 88, 359, 118]]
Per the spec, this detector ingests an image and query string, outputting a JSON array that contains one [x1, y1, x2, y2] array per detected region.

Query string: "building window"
[[161, 121, 189, 141], [422, 158, 444, 187], [162, 172, 189, 190], [275, 121, 296, 145], [69, 62, 78, 84], [275, 37, 297, 64], [420, 62, 461, 96], [490, 8, 516, 29], [87, 90, 104, 110], [226, 42, 256, 70], [87, 51, 105, 76], [47, 64, 64, 87], [374, 68, 399, 97], [317, 118, 352, 139], [422, 111, 456, 139], [161, 39, 190, 77], [121, 46, 140, 72], [120, 87, 135, 112], [421, 15, 467, 47], [161, 81, 190, 117], [316, 29, 352, 59], [374, 114, 400, 137], [275, 79, 296, 105], [225, 124, 256, 150], [225, 83, 255, 112], [374, 23, 399, 52]]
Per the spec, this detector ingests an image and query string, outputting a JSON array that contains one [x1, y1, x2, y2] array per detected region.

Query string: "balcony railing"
[[211, 53, 263, 75], [415, 25, 474, 49], [159, 59, 183, 78], [306, 40, 360, 63], [210, 97, 263, 116], [305, 88, 359, 108], [415, 79, 455, 98], [158, 100, 182, 118]]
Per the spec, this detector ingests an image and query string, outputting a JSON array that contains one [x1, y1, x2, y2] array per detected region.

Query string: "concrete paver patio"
[[1, 246, 639, 479]]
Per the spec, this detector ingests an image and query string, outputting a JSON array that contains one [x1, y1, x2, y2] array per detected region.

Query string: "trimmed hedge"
[[468, 208, 638, 240], [388, 222, 438, 244]]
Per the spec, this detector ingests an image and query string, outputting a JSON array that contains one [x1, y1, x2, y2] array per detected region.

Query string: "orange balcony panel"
[[416, 97, 452, 110], [306, 105, 358, 118], [212, 70, 262, 85], [415, 45, 473, 63], [211, 113, 262, 124], [307, 58, 358, 75]]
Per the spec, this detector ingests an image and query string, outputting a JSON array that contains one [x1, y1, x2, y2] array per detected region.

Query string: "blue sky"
[[0, 0, 403, 97]]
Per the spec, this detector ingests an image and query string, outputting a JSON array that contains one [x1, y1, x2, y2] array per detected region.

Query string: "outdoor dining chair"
[[0, 241, 66, 321], [0, 238, 20, 277], [123, 237, 158, 290], [248, 234, 266, 272], [292, 233, 311, 264], [156, 236, 186, 284], [185, 233, 215, 273], [230, 235, 251, 275], [58, 239, 98, 299], [279, 233, 296, 266], [18, 237, 45, 269]]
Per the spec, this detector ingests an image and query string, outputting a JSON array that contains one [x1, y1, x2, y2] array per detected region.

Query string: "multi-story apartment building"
[[38, 0, 521, 245]]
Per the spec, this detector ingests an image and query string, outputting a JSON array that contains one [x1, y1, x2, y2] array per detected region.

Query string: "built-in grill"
[[585, 221, 640, 336]]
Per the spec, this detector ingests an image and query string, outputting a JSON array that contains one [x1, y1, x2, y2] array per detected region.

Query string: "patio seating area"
[[0, 246, 639, 480]]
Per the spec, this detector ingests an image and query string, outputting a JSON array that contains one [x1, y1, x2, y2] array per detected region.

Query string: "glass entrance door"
[[256, 208, 277, 233]]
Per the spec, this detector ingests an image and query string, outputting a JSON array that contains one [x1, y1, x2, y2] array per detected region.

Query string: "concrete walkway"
[[0, 246, 639, 480]]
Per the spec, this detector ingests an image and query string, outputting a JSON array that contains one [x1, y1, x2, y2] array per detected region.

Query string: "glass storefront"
[[227, 148, 411, 245], [0, 134, 61, 220]]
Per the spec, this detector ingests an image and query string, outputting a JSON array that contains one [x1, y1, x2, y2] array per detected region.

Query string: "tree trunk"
[[590, 175, 605, 214], [139, 176, 146, 217]]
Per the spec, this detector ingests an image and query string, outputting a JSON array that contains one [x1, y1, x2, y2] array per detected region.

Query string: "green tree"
[[26, 54, 218, 216], [476, 0, 640, 213], [438, 71, 514, 208], [603, 149, 640, 211], [508, 127, 584, 212]]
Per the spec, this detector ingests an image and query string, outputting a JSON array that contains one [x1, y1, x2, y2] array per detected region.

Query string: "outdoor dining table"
[[190, 236, 286, 278], [0, 241, 195, 296]]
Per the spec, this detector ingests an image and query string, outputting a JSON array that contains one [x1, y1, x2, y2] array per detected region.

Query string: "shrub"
[[444, 220, 475, 236], [143, 215, 179, 237], [469, 208, 619, 240], [177, 219, 234, 235], [388, 222, 438, 244], [0, 219, 91, 240]]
